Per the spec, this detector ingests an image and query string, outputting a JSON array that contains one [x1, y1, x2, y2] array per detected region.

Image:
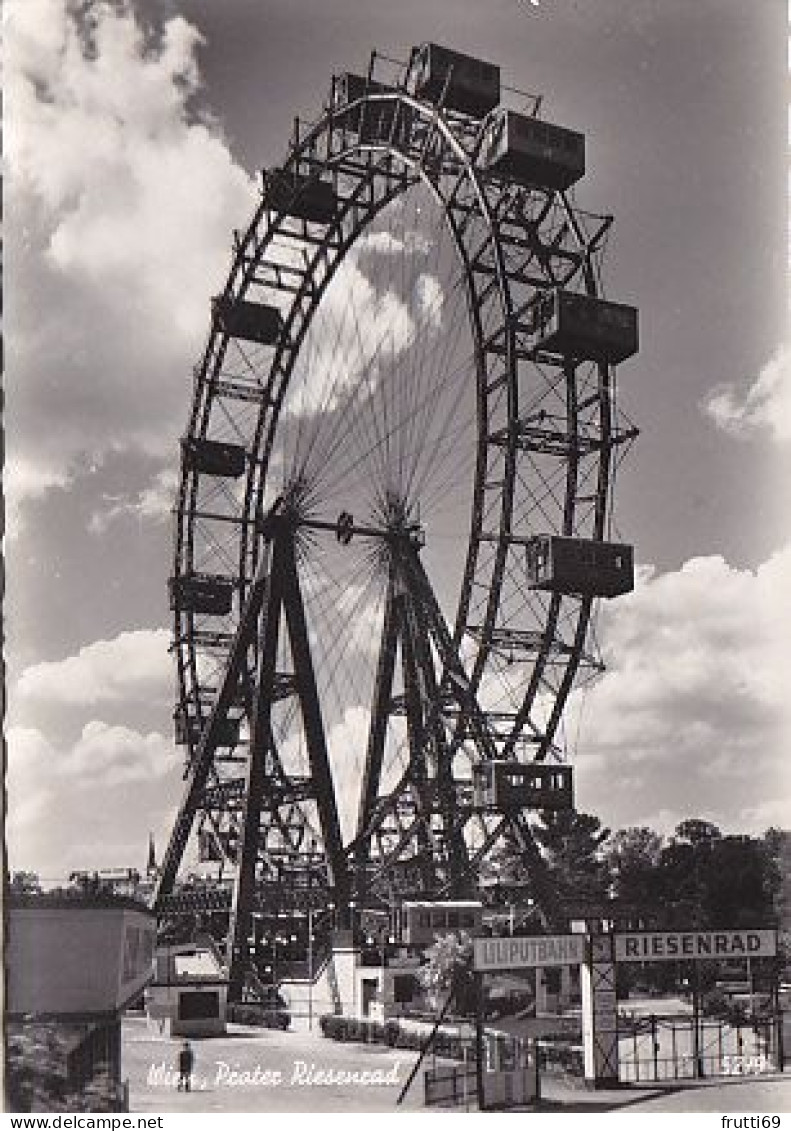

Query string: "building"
[[5, 891, 155, 1112]]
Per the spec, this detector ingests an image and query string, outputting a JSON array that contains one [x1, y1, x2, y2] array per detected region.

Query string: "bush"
[[318, 1013, 472, 1059], [537, 1039, 584, 1078], [227, 1003, 290, 1030]]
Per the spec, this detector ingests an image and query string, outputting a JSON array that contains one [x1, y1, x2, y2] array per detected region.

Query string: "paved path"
[[123, 1017, 427, 1112], [538, 1073, 791, 1113], [123, 1016, 791, 1114]]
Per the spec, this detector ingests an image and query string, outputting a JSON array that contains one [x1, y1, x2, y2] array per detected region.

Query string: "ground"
[[123, 1014, 791, 1114]]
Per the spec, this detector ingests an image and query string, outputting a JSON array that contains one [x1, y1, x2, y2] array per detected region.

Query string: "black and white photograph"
[[4, 0, 790, 1118]]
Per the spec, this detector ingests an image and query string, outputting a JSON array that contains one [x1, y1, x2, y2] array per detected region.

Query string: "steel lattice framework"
[[154, 47, 638, 996]]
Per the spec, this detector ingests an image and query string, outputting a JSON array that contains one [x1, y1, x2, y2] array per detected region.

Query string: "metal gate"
[[618, 1013, 781, 1083]]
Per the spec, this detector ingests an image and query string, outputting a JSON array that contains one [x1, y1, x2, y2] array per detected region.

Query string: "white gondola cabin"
[[529, 289, 639, 365], [526, 536, 634, 599], [411, 44, 500, 118], [212, 295, 283, 346], [473, 761, 574, 813], [401, 901, 483, 947], [479, 109, 585, 192]]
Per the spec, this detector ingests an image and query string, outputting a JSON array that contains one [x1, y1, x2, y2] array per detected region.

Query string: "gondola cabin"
[[526, 535, 634, 599], [411, 44, 500, 118], [529, 289, 639, 365], [479, 109, 585, 192], [169, 575, 235, 616], [401, 901, 483, 947], [174, 707, 241, 748], [182, 437, 246, 479], [332, 73, 408, 143], [472, 761, 574, 813], [265, 170, 337, 225], [212, 295, 283, 346]]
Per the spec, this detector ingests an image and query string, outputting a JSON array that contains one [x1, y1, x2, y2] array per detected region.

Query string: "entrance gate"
[[618, 1013, 781, 1083], [473, 927, 782, 1089]]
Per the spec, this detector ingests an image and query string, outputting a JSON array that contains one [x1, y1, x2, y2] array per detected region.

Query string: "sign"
[[614, 930, 777, 964], [474, 933, 585, 972]]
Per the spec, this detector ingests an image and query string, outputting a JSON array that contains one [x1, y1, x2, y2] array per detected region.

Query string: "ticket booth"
[[145, 944, 229, 1037]]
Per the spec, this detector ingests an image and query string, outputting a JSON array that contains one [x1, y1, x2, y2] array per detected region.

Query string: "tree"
[[657, 824, 779, 930], [764, 827, 791, 960], [675, 819, 722, 846], [8, 872, 42, 895], [532, 809, 611, 906], [604, 826, 664, 910], [416, 931, 474, 1014]]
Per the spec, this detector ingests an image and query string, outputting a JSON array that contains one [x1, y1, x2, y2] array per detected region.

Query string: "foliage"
[[318, 1013, 470, 1059], [532, 809, 611, 905], [226, 1002, 290, 1029], [8, 872, 42, 895], [416, 931, 474, 1013], [604, 826, 664, 908], [5, 1025, 123, 1113], [675, 819, 722, 846]]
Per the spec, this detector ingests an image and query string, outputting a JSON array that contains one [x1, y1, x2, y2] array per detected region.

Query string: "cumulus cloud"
[[6, 719, 181, 876], [15, 627, 172, 708], [5, 0, 254, 522], [702, 343, 791, 443], [569, 546, 791, 835]]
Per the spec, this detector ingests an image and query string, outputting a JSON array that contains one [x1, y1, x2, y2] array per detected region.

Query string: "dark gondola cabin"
[[411, 44, 500, 117], [169, 575, 235, 616], [529, 289, 638, 365], [265, 170, 337, 225], [182, 437, 246, 479], [174, 707, 241, 748], [526, 535, 634, 598], [332, 73, 408, 143], [472, 761, 574, 813], [479, 109, 585, 192], [212, 295, 283, 346]]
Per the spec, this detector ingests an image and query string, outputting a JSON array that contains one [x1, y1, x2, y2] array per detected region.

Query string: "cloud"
[[88, 467, 178, 533], [702, 343, 791, 443], [15, 628, 172, 709], [5, 0, 254, 522], [3, 456, 70, 541], [5, 719, 181, 876], [569, 545, 791, 835]]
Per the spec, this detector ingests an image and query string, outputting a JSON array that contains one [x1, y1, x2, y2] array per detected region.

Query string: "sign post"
[[581, 933, 619, 1087], [472, 927, 778, 1091]]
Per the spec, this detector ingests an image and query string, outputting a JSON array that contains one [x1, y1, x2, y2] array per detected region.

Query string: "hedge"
[[227, 1002, 291, 1030], [318, 1013, 469, 1059]]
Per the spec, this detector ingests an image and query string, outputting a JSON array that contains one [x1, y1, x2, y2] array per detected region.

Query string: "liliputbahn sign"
[[473, 929, 778, 1089], [473, 929, 777, 972]]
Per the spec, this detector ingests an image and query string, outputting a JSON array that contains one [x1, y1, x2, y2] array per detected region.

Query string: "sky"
[[4, 0, 790, 882]]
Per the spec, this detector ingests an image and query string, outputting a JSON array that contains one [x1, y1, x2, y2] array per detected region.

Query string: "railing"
[[618, 1015, 780, 1083], [424, 1062, 477, 1108]]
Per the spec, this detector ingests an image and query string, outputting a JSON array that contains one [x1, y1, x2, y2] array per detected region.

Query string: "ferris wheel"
[[154, 44, 638, 990]]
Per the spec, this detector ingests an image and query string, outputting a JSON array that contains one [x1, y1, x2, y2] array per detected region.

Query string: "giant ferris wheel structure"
[[154, 43, 639, 998]]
